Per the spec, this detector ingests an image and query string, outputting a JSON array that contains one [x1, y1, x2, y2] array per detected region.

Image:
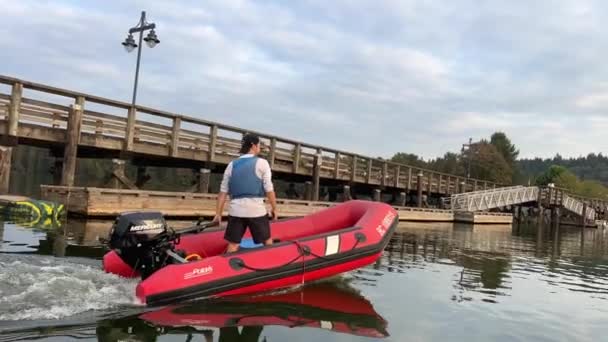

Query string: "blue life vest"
[[228, 157, 265, 199]]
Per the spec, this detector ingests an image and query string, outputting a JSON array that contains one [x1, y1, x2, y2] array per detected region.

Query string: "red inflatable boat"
[[103, 200, 398, 305]]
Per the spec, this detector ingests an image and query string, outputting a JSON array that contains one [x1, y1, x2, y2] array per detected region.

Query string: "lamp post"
[[122, 11, 160, 107]]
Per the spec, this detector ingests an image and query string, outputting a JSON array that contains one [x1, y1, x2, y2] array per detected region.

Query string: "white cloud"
[[2, 0, 608, 160]]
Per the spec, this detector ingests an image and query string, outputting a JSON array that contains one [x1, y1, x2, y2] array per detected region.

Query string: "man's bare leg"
[[264, 238, 273, 246], [226, 242, 240, 253]]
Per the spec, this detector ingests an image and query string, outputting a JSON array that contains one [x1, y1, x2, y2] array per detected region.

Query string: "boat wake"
[[0, 254, 140, 322]]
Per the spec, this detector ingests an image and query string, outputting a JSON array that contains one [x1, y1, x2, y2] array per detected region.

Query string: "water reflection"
[[377, 222, 608, 304], [3, 216, 608, 341]]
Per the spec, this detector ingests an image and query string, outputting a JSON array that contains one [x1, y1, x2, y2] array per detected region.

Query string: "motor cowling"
[[108, 211, 174, 279]]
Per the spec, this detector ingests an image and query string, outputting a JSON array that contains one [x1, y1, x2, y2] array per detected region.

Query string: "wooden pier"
[[0, 75, 500, 200], [40, 185, 513, 224]]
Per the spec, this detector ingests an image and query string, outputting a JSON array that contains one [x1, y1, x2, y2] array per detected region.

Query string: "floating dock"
[[40, 185, 513, 224]]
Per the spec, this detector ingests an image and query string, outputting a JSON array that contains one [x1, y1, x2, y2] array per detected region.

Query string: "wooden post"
[[268, 138, 276, 169], [582, 203, 587, 229], [0, 146, 11, 194], [350, 156, 357, 182], [343, 185, 352, 201], [394, 166, 400, 188], [459, 181, 465, 193], [124, 107, 136, 151], [61, 96, 84, 186], [438, 174, 443, 194], [7, 82, 22, 137], [398, 192, 406, 206], [334, 152, 341, 179], [312, 149, 321, 201], [107, 159, 137, 189], [135, 166, 150, 188], [304, 181, 312, 201], [484, 181, 488, 190], [293, 143, 301, 173], [373, 189, 381, 202], [170, 117, 181, 157], [366, 159, 372, 184], [208, 125, 218, 162], [417, 172, 423, 207], [427, 173, 432, 195], [198, 168, 210, 193], [537, 187, 544, 226], [473, 179, 478, 191], [381, 162, 388, 187], [407, 167, 412, 192]]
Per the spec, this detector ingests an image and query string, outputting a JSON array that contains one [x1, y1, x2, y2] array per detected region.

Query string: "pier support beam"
[[304, 181, 312, 201], [61, 97, 85, 186], [195, 168, 210, 193], [107, 159, 137, 190], [582, 203, 587, 229], [342, 185, 352, 201], [312, 150, 321, 201], [373, 189, 381, 202], [417, 172, 423, 207], [0, 146, 12, 194], [398, 192, 406, 206]]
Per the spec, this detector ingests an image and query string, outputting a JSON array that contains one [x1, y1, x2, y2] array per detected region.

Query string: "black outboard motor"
[[108, 211, 178, 279]]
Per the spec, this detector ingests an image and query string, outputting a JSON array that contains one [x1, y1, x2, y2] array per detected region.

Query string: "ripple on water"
[[0, 254, 140, 321]]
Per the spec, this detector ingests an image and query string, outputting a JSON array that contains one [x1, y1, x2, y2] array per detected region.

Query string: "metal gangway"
[[446, 185, 596, 222]]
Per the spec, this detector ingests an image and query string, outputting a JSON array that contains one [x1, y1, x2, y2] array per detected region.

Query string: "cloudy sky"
[[2, 0, 608, 160]]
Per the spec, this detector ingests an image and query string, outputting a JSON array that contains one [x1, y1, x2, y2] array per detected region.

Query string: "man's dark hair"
[[240, 133, 260, 154]]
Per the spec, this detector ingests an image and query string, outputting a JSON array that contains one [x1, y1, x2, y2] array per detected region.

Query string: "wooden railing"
[[0, 75, 500, 194]]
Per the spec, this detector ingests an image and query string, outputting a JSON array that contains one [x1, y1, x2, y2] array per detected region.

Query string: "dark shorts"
[[224, 215, 271, 244]]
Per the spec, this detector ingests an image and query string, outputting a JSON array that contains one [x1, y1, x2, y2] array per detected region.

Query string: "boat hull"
[[103, 200, 398, 305]]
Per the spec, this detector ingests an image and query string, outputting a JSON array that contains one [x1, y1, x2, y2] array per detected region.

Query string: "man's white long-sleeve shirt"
[[220, 154, 274, 218]]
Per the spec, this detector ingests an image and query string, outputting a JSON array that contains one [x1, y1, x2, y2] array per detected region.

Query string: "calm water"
[[1, 218, 607, 341]]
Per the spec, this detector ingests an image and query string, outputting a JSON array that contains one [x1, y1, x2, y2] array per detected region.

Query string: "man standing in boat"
[[213, 133, 278, 253]]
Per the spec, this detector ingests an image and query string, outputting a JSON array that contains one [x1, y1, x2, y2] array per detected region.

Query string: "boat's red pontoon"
[[103, 200, 398, 305]]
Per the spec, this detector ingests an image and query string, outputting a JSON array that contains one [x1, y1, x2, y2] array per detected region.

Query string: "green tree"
[[467, 141, 513, 184], [390, 152, 427, 168], [490, 132, 519, 167]]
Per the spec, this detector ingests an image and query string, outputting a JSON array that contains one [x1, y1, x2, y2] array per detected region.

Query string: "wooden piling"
[[124, 107, 136, 151], [293, 143, 301, 173], [398, 192, 406, 206], [60, 96, 84, 186], [198, 168, 211, 193], [312, 150, 321, 201], [170, 117, 181, 157], [208, 125, 218, 162], [304, 181, 312, 201], [427, 173, 432, 195], [0, 146, 11, 194], [334, 152, 341, 179], [394, 166, 400, 188], [343, 185, 352, 201], [417, 172, 423, 207], [381, 162, 388, 187], [350, 156, 357, 182], [373, 189, 381, 202], [582, 203, 587, 229], [7, 82, 22, 138]]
